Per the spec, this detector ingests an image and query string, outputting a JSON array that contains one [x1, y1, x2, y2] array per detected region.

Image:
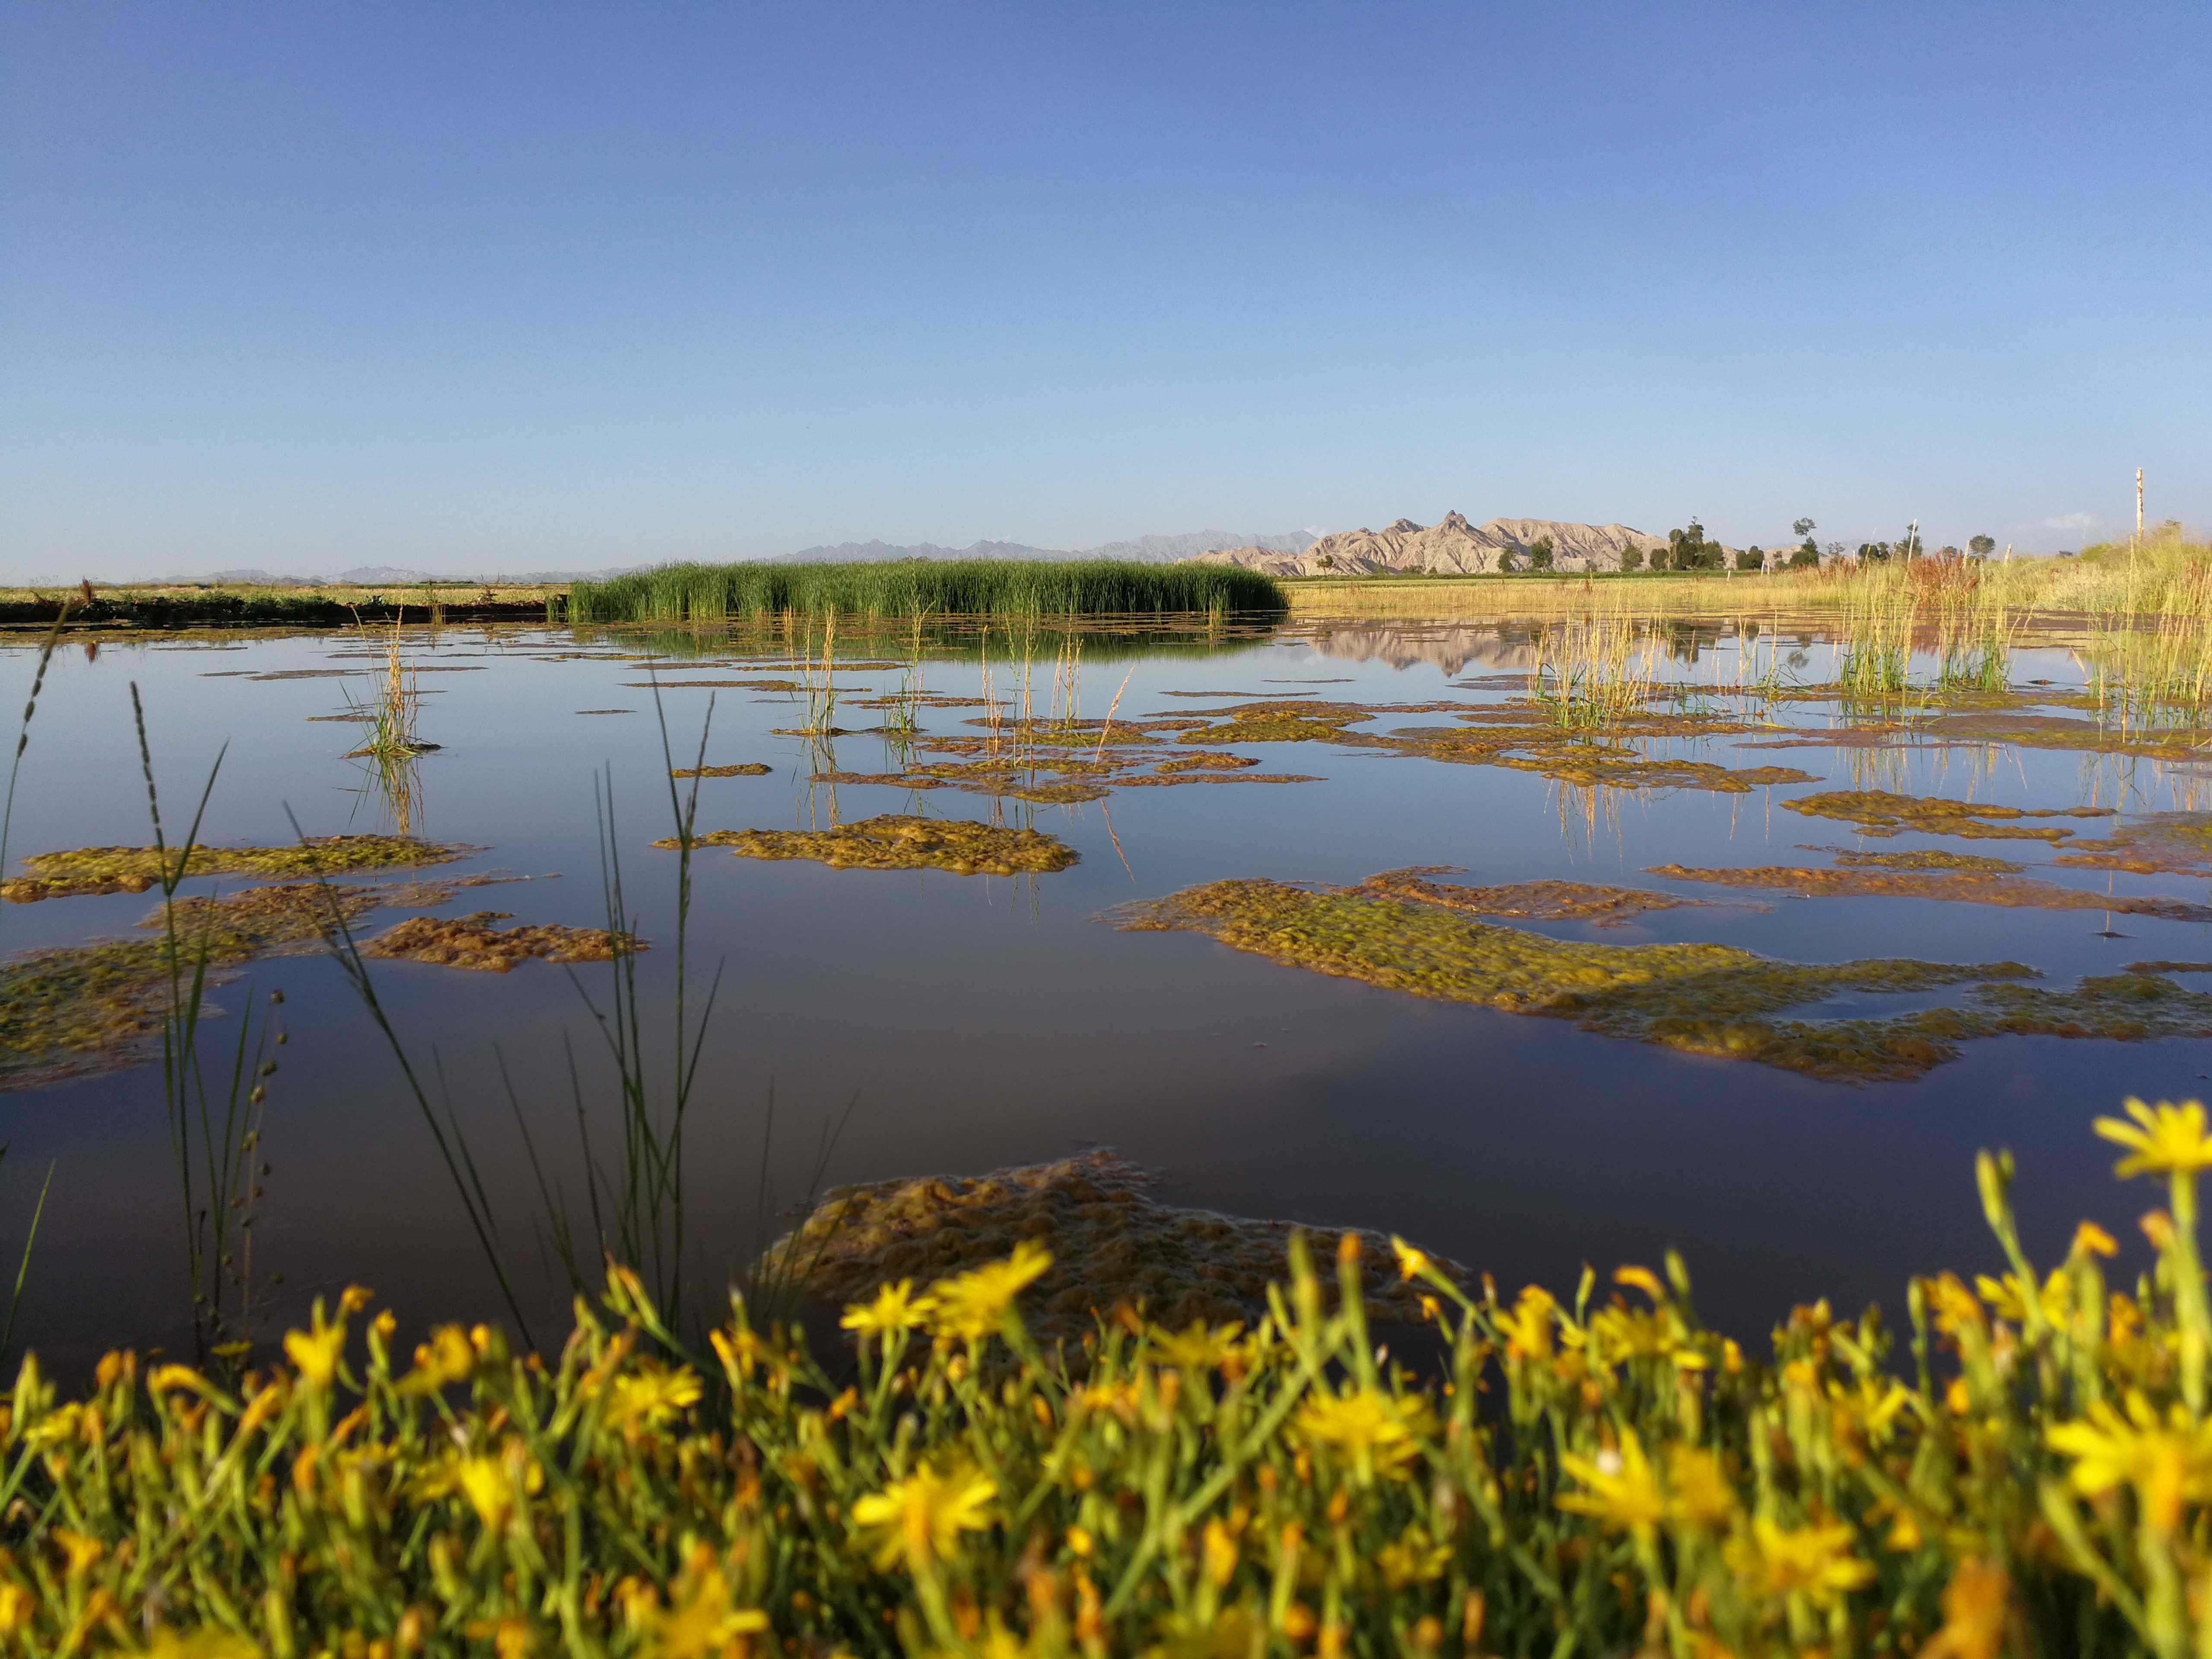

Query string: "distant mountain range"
[[774, 530, 1316, 565], [1196, 514, 1758, 575]]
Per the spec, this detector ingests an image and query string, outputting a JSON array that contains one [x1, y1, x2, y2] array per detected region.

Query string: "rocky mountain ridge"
[[1192, 514, 1729, 576]]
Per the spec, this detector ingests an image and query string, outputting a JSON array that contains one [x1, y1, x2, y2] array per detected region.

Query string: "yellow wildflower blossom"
[[1723, 1516, 1875, 1609], [1920, 1557, 2011, 1659], [1976, 1269, 2069, 1327], [928, 1242, 1052, 1343], [603, 1362, 703, 1432], [2095, 1097, 2212, 1179], [851, 1462, 997, 1572], [1376, 1524, 1452, 1589], [1144, 1319, 1246, 1373], [283, 1317, 346, 1391], [840, 1279, 935, 1338], [53, 1528, 104, 1576], [2071, 1221, 2119, 1259], [1294, 1387, 1434, 1485], [402, 1325, 477, 1394], [1665, 1445, 1736, 1530], [1557, 1431, 1666, 1540], [1391, 1237, 1432, 1281], [1496, 1286, 1556, 1363], [2047, 1392, 2212, 1533], [629, 1543, 771, 1657], [140, 1629, 262, 1659]]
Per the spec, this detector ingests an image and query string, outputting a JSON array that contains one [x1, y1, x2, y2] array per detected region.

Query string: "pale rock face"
[[1191, 515, 1728, 576]]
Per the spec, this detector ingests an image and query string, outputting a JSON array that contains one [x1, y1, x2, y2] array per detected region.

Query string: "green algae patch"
[[1497, 752, 1816, 794], [664, 814, 1077, 876], [1356, 868, 1717, 926], [1156, 752, 1259, 773], [762, 1149, 1462, 1342], [2126, 962, 2212, 976], [1646, 863, 2212, 921], [2053, 814, 2212, 876], [670, 763, 773, 778], [1780, 790, 2113, 842], [1829, 849, 2028, 873], [2, 835, 469, 903], [361, 913, 641, 972], [1109, 875, 2057, 1081]]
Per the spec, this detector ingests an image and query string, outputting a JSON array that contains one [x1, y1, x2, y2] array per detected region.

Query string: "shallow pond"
[[4, 613, 2209, 1371]]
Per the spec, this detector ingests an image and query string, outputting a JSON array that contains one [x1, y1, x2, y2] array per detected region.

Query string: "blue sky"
[[3, 3, 2207, 578]]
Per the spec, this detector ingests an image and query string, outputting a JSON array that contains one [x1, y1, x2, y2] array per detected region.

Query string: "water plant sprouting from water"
[[1527, 607, 1658, 731]]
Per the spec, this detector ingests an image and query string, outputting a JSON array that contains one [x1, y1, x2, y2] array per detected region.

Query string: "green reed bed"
[[568, 560, 1285, 624]]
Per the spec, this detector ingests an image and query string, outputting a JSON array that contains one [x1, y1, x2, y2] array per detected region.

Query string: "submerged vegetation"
[[569, 559, 1286, 623], [662, 814, 1079, 876], [13, 1112, 2212, 1653]]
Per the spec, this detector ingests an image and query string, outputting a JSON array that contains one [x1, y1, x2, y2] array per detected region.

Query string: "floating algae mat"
[[661, 814, 1077, 875], [1780, 790, 2113, 842], [1827, 848, 2028, 873], [1644, 863, 2212, 920], [670, 762, 773, 778], [2053, 813, 2212, 875], [362, 912, 640, 971], [761, 1149, 1462, 1341], [1354, 868, 1719, 926], [1, 835, 468, 902], [1110, 874, 2212, 1081]]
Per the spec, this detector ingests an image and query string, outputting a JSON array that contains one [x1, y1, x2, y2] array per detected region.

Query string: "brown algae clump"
[[2053, 814, 2212, 875], [1357, 868, 1716, 926], [671, 763, 774, 778], [760, 1149, 1462, 1341], [1155, 752, 1259, 772], [1781, 790, 2113, 842], [1108, 875, 2117, 1081], [362, 913, 641, 972], [664, 814, 1077, 876], [1829, 849, 2027, 873], [1646, 864, 2212, 921], [3, 835, 468, 902]]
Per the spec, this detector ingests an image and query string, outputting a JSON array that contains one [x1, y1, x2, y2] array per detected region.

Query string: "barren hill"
[[1193, 514, 1711, 576]]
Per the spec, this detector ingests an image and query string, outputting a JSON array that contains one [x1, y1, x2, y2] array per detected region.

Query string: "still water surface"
[[4, 617, 2207, 1370]]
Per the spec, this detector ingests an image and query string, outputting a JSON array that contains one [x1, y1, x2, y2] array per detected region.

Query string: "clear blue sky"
[[3, 3, 2206, 578]]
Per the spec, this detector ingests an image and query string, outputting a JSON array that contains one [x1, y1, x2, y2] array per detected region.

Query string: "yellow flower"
[[402, 1324, 477, 1394], [145, 1364, 209, 1401], [1976, 1269, 2069, 1326], [1391, 1237, 1432, 1281], [419, 1447, 537, 1532], [603, 1362, 703, 1432], [1293, 1387, 1434, 1485], [1723, 1517, 1875, 1609], [52, 1527, 105, 1576], [1664, 1445, 1736, 1531], [928, 1243, 1052, 1343], [1613, 1264, 1665, 1300], [840, 1279, 935, 1338], [1557, 1431, 1666, 1539], [0, 1583, 30, 1634], [2047, 1392, 2212, 1533], [1496, 1286, 1556, 1362], [2095, 1097, 2212, 1179], [25, 1402, 86, 1447], [629, 1543, 771, 1657], [283, 1317, 346, 1392], [1144, 1319, 1246, 1373], [851, 1462, 997, 1572], [2071, 1221, 2120, 1259]]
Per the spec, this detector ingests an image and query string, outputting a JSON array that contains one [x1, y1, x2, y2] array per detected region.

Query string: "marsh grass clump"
[[662, 814, 1078, 876], [361, 912, 642, 972], [24, 1112, 2212, 1653], [1782, 789, 2113, 842], [762, 1148, 1461, 1341], [1646, 862, 2212, 920], [0, 834, 466, 902], [1527, 608, 1659, 729], [569, 559, 1286, 623]]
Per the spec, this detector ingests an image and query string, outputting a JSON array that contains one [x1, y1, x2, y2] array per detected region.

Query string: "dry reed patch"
[[1646, 863, 2212, 920], [2053, 813, 2212, 875], [1106, 874, 2212, 1080], [0, 835, 470, 902], [1781, 790, 2112, 841], [362, 912, 640, 972], [664, 814, 1077, 875], [763, 1149, 1461, 1340]]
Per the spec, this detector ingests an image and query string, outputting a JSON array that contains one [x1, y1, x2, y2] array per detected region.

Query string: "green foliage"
[[6, 1116, 2212, 1656], [569, 561, 1285, 623], [1526, 537, 1554, 572], [1789, 539, 1821, 568], [1666, 521, 1725, 572], [1619, 544, 1644, 572], [1969, 535, 1998, 559], [1735, 546, 1764, 573]]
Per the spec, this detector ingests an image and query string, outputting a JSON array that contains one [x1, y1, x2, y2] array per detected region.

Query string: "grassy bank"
[[1283, 531, 2212, 623], [0, 582, 565, 629], [1, 1109, 2203, 1655], [569, 560, 1285, 623]]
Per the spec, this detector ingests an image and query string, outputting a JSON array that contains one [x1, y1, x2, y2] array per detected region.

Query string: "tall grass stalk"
[[570, 559, 1286, 623], [132, 688, 281, 1365], [1528, 609, 1657, 730]]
